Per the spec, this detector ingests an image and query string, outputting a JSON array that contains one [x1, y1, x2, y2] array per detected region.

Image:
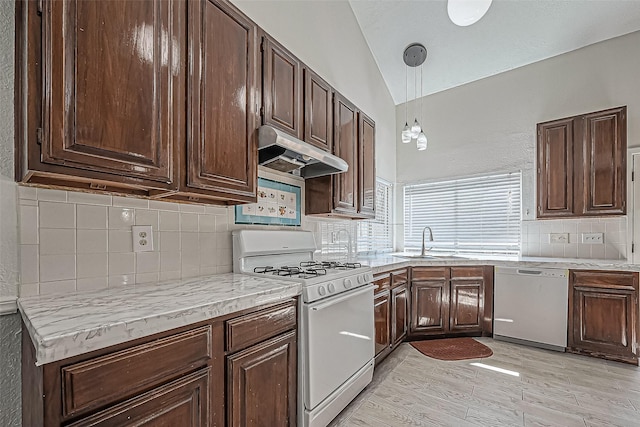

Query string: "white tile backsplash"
[[77, 205, 108, 229], [77, 229, 108, 253], [39, 229, 75, 255], [39, 201, 75, 229], [17, 184, 327, 296], [108, 207, 135, 229], [521, 217, 627, 260]]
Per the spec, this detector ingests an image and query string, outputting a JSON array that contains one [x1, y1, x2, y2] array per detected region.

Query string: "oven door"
[[302, 284, 375, 410]]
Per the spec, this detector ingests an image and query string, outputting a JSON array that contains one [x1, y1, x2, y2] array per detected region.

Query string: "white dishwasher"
[[494, 266, 569, 351]]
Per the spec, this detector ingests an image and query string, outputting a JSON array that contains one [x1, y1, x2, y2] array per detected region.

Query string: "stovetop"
[[232, 229, 374, 302], [253, 261, 364, 280]]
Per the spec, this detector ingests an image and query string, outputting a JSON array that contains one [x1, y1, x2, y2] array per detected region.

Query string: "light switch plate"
[[549, 233, 569, 244], [132, 225, 154, 252], [581, 232, 604, 244]]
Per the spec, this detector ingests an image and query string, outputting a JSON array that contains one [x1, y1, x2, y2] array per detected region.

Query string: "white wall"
[[0, 1, 21, 425], [396, 30, 640, 258], [232, 0, 397, 183]]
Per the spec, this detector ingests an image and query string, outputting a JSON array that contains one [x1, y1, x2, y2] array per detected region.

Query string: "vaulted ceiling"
[[349, 0, 640, 104]]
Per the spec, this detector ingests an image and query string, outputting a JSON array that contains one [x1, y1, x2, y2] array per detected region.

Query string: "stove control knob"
[[344, 278, 352, 289], [357, 275, 364, 284], [328, 283, 336, 293], [318, 286, 326, 296]]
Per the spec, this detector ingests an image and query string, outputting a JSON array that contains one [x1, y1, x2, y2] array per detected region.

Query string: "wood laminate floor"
[[329, 339, 640, 427]]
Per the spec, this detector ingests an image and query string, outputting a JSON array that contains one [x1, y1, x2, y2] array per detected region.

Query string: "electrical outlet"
[[581, 232, 604, 244], [132, 225, 154, 252], [549, 233, 569, 244]]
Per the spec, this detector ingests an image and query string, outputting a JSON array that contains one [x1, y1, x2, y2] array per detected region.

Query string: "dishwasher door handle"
[[517, 269, 543, 275]]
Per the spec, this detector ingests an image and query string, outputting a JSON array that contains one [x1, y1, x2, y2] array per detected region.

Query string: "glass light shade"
[[410, 119, 421, 138], [416, 131, 428, 150], [447, 0, 492, 27], [401, 122, 412, 143]]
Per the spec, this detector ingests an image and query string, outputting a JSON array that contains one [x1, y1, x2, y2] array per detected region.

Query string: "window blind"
[[403, 172, 521, 254], [357, 179, 393, 253]]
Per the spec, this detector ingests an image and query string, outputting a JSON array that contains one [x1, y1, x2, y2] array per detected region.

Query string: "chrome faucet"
[[335, 229, 352, 257], [420, 226, 433, 256]]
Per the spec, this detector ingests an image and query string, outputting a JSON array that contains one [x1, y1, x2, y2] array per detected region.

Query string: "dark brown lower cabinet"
[[22, 299, 298, 426], [568, 270, 639, 364], [391, 283, 408, 347], [67, 369, 210, 427], [227, 331, 297, 427], [373, 268, 409, 364], [409, 266, 493, 339], [373, 289, 391, 362]]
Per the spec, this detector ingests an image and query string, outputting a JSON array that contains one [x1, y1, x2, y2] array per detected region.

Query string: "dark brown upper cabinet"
[[304, 68, 333, 151], [537, 118, 574, 217], [581, 108, 626, 215], [16, 0, 184, 195], [261, 36, 303, 140], [17, 0, 258, 205], [305, 92, 375, 219], [358, 112, 376, 217], [166, 0, 258, 205], [332, 93, 359, 216], [537, 106, 626, 218]]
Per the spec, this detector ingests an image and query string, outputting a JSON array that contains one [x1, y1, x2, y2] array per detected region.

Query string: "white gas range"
[[233, 230, 375, 427]]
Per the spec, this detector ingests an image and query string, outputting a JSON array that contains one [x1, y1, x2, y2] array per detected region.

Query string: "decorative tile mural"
[[235, 178, 301, 226]]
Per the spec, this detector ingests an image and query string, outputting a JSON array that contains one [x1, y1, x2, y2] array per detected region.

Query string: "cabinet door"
[[68, 369, 210, 427], [569, 270, 638, 363], [580, 107, 626, 215], [570, 286, 636, 362], [187, 0, 258, 200], [333, 92, 359, 215], [449, 280, 483, 333], [358, 112, 376, 218], [42, 0, 182, 188], [537, 118, 574, 218], [410, 281, 449, 335], [374, 290, 391, 359], [227, 331, 297, 427], [262, 37, 302, 139], [391, 284, 408, 347], [304, 68, 333, 151]]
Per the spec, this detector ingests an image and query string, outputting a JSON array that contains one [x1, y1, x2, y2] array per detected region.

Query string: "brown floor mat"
[[410, 337, 493, 361]]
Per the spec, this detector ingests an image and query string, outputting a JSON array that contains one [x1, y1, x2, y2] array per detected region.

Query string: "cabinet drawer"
[[450, 266, 484, 279], [62, 325, 212, 418], [226, 300, 297, 353], [373, 274, 390, 292], [390, 268, 409, 287], [571, 270, 638, 291], [411, 267, 448, 281]]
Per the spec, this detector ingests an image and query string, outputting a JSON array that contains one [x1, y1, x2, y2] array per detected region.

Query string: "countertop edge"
[[20, 279, 302, 366]]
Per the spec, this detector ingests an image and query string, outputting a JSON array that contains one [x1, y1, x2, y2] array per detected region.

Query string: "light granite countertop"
[[18, 273, 301, 366], [340, 253, 640, 274]]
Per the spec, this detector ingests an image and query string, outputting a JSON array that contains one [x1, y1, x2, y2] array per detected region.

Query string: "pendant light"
[[401, 43, 427, 150]]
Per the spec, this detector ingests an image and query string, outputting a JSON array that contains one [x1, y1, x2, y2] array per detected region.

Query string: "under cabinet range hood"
[[258, 125, 348, 178]]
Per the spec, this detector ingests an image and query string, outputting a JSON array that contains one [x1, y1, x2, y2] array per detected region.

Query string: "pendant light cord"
[[405, 61, 408, 123]]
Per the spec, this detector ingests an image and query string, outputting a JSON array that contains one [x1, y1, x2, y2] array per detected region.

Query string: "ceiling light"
[[448, 0, 493, 27], [402, 43, 427, 151]]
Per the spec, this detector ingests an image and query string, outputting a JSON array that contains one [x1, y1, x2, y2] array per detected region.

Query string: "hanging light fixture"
[[447, 0, 493, 27], [401, 43, 427, 150]]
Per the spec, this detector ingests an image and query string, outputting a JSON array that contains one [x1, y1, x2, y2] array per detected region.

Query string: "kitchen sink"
[[392, 254, 465, 260]]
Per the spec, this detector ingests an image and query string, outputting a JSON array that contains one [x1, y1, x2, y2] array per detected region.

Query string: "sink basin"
[[393, 254, 464, 260]]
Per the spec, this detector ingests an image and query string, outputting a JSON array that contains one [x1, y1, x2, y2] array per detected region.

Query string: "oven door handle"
[[310, 284, 375, 311]]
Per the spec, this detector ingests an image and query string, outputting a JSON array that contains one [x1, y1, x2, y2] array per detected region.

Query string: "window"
[[403, 172, 521, 254], [357, 178, 393, 253]]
